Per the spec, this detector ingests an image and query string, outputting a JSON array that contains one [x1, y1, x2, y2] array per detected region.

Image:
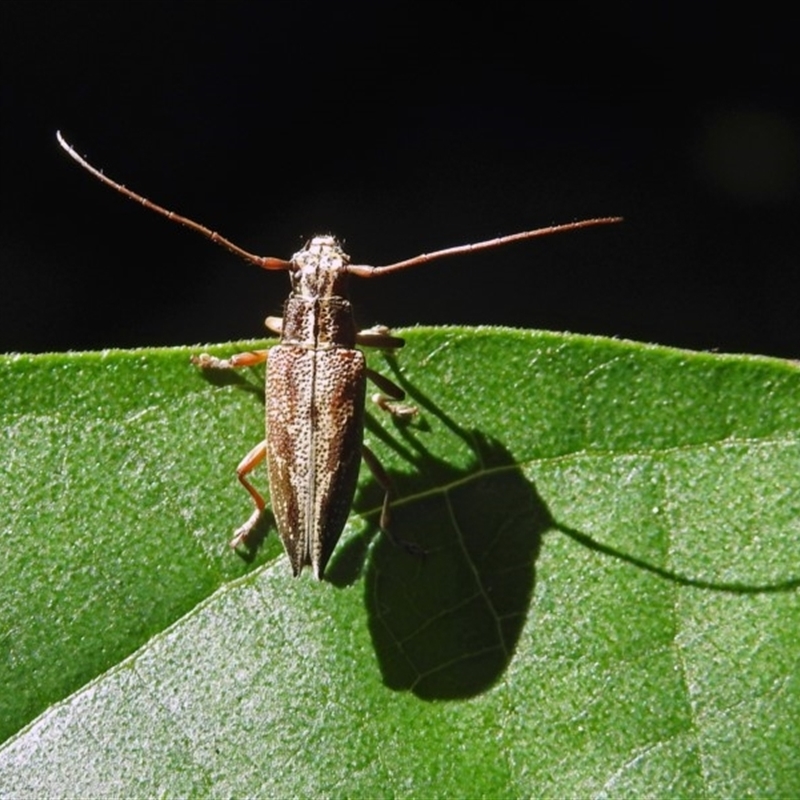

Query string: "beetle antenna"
[[56, 131, 291, 271], [347, 216, 623, 277]]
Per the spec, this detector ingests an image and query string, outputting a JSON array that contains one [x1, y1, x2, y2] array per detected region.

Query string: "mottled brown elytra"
[[57, 131, 622, 579]]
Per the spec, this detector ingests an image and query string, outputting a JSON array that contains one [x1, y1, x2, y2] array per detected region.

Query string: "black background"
[[2, 2, 798, 357]]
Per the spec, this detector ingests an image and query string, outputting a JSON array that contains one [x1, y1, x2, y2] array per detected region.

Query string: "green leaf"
[[1, 328, 798, 797]]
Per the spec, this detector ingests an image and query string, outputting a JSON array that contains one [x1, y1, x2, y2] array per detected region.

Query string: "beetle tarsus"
[[229, 507, 263, 549], [371, 393, 418, 418]]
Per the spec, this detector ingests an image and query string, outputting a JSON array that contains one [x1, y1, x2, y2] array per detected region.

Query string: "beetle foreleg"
[[229, 439, 268, 548], [265, 316, 283, 336], [356, 324, 405, 350], [191, 350, 268, 370]]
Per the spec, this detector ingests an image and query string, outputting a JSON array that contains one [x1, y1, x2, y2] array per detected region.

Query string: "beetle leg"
[[356, 324, 405, 350], [361, 444, 395, 533], [265, 316, 283, 336], [191, 350, 268, 370], [362, 445, 424, 557], [360, 326, 415, 416], [367, 368, 417, 418], [230, 440, 268, 548]]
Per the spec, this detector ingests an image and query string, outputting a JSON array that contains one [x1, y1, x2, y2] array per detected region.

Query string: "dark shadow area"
[[363, 435, 547, 700]]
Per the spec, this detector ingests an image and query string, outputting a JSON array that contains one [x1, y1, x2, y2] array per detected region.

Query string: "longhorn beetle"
[[57, 131, 622, 579]]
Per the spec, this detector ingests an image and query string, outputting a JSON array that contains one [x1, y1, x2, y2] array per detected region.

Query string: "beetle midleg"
[[229, 439, 267, 548], [367, 368, 418, 418], [191, 350, 268, 370]]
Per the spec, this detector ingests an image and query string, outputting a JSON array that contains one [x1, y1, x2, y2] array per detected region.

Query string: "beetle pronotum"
[[57, 131, 622, 579]]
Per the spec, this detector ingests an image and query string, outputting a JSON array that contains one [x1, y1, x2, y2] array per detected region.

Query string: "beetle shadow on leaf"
[[328, 360, 552, 700]]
